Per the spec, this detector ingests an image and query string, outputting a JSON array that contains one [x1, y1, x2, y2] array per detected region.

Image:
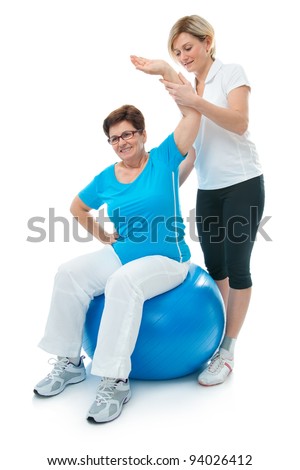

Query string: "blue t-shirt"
[[78, 133, 191, 265]]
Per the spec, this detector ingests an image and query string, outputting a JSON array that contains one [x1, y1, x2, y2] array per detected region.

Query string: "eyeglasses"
[[107, 129, 143, 145]]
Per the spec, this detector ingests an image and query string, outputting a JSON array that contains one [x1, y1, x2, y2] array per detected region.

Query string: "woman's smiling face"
[[109, 121, 146, 162], [172, 32, 210, 73]]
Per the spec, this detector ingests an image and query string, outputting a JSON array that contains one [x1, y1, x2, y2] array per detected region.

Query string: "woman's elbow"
[[70, 197, 80, 217], [70, 196, 91, 218], [235, 118, 249, 136], [239, 112, 249, 135], [188, 147, 196, 163]]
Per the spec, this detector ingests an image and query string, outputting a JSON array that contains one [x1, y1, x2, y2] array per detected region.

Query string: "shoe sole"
[[198, 369, 233, 387], [87, 390, 131, 424], [33, 375, 86, 397]]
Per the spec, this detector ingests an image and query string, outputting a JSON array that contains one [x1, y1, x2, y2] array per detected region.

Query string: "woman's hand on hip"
[[103, 231, 119, 245]]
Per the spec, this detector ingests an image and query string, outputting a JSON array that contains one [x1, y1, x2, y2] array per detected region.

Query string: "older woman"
[[34, 89, 200, 422], [131, 14, 264, 387]]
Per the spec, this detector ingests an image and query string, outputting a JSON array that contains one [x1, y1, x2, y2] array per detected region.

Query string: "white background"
[[1, 1, 299, 469]]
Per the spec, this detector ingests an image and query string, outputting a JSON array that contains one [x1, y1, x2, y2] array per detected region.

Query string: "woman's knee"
[[207, 265, 228, 282], [57, 257, 79, 277], [55, 257, 89, 289], [105, 267, 139, 296], [53, 262, 76, 291], [203, 250, 227, 282], [228, 265, 252, 289], [226, 242, 254, 289]]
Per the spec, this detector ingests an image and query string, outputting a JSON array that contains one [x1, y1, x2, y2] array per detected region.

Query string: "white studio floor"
[[4, 233, 299, 470]]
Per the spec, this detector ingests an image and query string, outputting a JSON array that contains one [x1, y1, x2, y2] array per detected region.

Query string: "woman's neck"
[[120, 152, 148, 170], [195, 57, 214, 84]]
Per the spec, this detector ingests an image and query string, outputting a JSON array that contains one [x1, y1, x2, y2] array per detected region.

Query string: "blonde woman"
[[131, 14, 264, 386]]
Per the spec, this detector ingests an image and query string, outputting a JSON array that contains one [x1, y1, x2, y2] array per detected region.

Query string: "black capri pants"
[[196, 175, 265, 289]]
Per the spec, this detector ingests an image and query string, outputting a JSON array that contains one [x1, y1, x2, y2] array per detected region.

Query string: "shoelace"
[[47, 357, 70, 378], [95, 378, 117, 404], [207, 354, 225, 373]]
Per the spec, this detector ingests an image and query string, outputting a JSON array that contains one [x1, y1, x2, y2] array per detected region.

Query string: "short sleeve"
[[78, 174, 104, 210], [150, 133, 185, 171], [224, 64, 251, 95]]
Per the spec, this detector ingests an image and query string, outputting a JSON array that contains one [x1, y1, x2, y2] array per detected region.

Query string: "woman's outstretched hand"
[[130, 55, 169, 76], [131, 56, 197, 110]]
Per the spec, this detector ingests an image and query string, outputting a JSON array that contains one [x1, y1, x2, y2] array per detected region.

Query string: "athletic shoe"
[[198, 353, 234, 386], [87, 377, 131, 423], [34, 356, 86, 397]]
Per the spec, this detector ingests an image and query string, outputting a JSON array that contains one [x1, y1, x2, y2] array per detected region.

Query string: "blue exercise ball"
[[82, 263, 225, 380]]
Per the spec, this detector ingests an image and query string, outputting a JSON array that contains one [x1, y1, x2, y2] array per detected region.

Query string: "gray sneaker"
[[87, 377, 131, 423], [34, 356, 86, 397]]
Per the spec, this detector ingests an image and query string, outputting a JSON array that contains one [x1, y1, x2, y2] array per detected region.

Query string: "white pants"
[[39, 245, 190, 379]]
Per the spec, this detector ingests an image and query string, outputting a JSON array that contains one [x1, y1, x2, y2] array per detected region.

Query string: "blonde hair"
[[168, 15, 216, 60]]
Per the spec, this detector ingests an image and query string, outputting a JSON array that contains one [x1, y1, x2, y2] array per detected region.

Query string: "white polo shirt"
[[194, 59, 263, 190]]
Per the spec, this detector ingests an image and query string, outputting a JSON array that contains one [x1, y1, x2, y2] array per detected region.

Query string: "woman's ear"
[[142, 130, 147, 144], [205, 36, 212, 54]]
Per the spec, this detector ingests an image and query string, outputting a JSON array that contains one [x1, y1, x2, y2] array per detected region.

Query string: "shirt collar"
[[205, 58, 223, 84]]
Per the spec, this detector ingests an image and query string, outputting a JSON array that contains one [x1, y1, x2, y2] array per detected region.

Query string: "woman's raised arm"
[[130, 56, 201, 155]]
